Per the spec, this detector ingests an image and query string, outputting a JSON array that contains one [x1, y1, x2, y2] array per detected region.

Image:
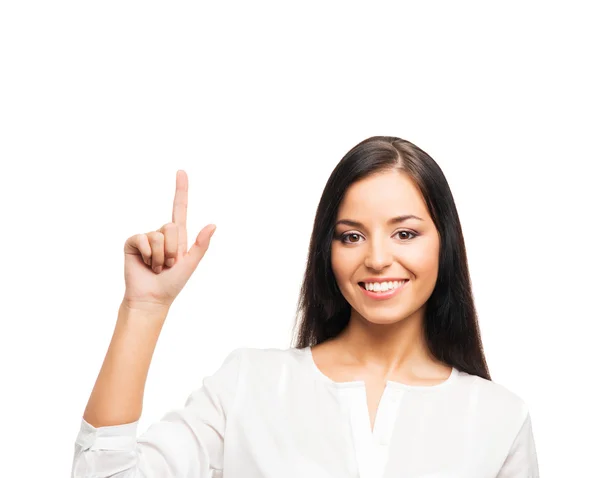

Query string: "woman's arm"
[[83, 302, 168, 428], [496, 412, 540, 477], [72, 342, 245, 478]]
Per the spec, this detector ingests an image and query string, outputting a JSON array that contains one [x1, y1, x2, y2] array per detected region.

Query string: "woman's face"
[[331, 169, 441, 325]]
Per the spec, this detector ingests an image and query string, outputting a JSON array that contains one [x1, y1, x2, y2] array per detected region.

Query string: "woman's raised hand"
[[122, 170, 216, 312]]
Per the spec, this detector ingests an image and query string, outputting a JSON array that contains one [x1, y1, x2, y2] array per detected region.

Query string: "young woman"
[[72, 136, 539, 477]]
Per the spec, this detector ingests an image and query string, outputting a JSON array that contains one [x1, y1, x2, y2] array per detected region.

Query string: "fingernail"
[[154, 266, 162, 274], [165, 258, 175, 267], [209, 226, 216, 238]]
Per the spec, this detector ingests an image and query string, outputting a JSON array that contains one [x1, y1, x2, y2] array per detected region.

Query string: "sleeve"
[[496, 411, 540, 478], [71, 347, 245, 478]]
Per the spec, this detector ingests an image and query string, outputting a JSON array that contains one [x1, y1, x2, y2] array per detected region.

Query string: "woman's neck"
[[331, 308, 441, 374]]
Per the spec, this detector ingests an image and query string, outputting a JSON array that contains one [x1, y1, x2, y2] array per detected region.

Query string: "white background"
[[1, 2, 598, 476]]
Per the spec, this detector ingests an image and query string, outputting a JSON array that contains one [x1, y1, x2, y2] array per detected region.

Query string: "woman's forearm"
[[82, 302, 169, 428]]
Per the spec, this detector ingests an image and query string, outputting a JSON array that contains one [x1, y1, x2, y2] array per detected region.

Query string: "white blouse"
[[72, 346, 539, 478]]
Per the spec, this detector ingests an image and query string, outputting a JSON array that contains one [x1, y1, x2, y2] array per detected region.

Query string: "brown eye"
[[341, 233, 363, 244], [396, 230, 418, 240]]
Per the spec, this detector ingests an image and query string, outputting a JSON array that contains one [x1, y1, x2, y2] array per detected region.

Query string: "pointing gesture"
[[172, 169, 190, 255], [123, 170, 216, 312]]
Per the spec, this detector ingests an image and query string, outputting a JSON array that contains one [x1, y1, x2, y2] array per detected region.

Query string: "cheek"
[[330, 246, 343, 281], [408, 237, 440, 278], [331, 244, 356, 285]]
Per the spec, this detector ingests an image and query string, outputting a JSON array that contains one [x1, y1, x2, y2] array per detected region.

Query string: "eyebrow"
[[335, 215, 424, 228]]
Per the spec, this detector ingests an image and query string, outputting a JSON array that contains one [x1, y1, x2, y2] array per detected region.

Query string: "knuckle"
[[161, 223, 176, 233], [163, 225, 178, 248], [165, 258, 175, 267], [148, 231, 164, 243]]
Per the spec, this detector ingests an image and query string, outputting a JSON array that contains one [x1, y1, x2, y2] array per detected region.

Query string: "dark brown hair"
[[291, 136, 491, 381]]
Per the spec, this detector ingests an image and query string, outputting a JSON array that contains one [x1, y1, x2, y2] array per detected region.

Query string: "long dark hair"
[[291, 136, 491, 381]]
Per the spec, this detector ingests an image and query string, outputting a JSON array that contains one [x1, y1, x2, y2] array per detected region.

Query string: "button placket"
[[374, 387, 404, 447], [350, 387, 373, 478], [370, 387, 403, 478], [340, 385, 405, 478]]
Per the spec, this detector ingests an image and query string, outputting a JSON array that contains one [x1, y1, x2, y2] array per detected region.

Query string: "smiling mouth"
[[358, 279, 409, 293]]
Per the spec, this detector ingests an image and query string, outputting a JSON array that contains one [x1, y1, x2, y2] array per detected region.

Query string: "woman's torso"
[[220, 346, 529, 478]]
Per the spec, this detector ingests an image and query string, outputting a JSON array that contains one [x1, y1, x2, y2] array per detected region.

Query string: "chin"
[[357, 309, 407, 325]]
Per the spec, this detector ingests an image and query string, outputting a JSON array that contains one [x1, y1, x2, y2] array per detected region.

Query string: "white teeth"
[[364, 280, 407, 292]]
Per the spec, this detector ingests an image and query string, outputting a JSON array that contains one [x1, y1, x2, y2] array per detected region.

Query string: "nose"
[[363, 236, 393, 271]]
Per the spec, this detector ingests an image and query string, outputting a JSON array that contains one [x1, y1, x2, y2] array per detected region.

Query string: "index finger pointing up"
[[172, 170, 188, 254]]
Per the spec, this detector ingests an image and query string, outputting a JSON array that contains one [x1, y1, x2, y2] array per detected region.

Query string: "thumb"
[[182, 224, 216, 274]]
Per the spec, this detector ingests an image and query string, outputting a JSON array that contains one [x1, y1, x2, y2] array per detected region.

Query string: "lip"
[[358, 279, 409, 301], [360, 277, 409, 283]]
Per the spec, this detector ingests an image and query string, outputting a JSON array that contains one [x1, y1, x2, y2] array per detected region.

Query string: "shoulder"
[[455, 370, 531, 428], [208, 346, 312, 402], [211, 346, 307, 373], [199, 346, 304, 393], [231, 346, 307, 369], [475, 374, 529, 410]]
